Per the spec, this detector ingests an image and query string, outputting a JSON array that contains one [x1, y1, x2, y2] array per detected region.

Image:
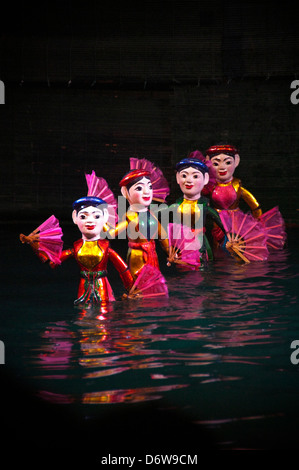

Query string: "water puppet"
[[166, 153, 228, 269], [109, 158, 170, 281], [203, 144, 286, 261], [20, 174, 134, 311], [204, 144, 262, 217]]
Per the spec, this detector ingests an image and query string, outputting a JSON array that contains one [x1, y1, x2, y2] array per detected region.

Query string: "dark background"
[[1, 2, 299, 458], [1, 0, 299, 224]]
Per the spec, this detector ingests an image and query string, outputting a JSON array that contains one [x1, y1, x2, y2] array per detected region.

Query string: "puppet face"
[[122, 176, 153, 209], [207, 153, 240, 183], [72, 205, 108, 240], [176, 166, 209, 200]]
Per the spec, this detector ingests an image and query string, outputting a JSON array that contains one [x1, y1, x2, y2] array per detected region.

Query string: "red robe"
[[60, 238, 133, 306]]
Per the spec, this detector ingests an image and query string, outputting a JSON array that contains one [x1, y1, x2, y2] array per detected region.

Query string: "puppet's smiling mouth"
[[185, 184, 193, 189], [86, 225, 96, 230], [142, 196, 151, 201], [219, 169, 227, 176]]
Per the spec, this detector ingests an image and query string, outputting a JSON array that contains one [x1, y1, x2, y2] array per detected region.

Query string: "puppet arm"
[[108, 247, 134, 290], [107, 219, 128, 239], [240, 186, 262, 218], [46, 248, 74, 268], [43, 247, 74, 268], [157, 219, 169, 254], [59, 248, 74, 263]]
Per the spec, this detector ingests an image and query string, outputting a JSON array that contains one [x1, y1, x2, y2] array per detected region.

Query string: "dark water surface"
[[1, 224, 299, 457]]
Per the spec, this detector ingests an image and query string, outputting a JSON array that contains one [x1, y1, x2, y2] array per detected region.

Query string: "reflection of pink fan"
[[20, 215, 63, 264], [85, 171, 118, 227], [129, 264, 168, 298], [259, 206, 286, 251], [130, 157, 170, 203], [167, 223, 203, 268], [219, 210, 269, 263]]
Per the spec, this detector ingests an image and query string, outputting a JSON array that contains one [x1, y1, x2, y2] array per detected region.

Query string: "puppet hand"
[[20, 233, 29, 244], [167, 247, 182, 265], [225, 239, 250, 263]]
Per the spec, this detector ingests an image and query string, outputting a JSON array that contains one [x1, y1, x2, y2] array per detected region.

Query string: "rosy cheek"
[[130, 191, 141, 204]]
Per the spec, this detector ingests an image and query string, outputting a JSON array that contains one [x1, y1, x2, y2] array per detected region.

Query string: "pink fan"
[[219, 210, 269, 263], [20, 215, 63, 264], [85, 170, 118, 227], [128, 264, 168, 299], [167, 222, 203, 268], [130, 157, 170, 203], [259, 206, 286, 251]]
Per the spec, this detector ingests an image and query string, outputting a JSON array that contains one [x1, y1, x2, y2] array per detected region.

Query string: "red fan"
[[128, 264, 168, 299], [167, 222, 203, 268], [259, 206, 286, 251], [219, 210, 269, 263], [20, 215, 63, 264], [130, 157, 170, 203], [85, 171, 118, 227]]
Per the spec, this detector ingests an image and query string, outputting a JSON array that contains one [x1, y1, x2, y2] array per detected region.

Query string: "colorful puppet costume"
[[111, 161, 170, 280], [168, 195, 225, 266], [166, 156, 227, 268], [20, 176, 134, 308], [202, 145, 261, 222], [205, 176, 262, 218], [110, 194, 169, 279], [203, 144, 286, 255], [59, 237, 133, 307]]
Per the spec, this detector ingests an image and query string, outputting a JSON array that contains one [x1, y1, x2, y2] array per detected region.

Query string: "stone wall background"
[[1, 0, 298, 223]]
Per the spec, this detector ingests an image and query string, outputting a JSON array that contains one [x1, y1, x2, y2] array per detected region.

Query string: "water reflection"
[[30, 248, 297, 411]]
